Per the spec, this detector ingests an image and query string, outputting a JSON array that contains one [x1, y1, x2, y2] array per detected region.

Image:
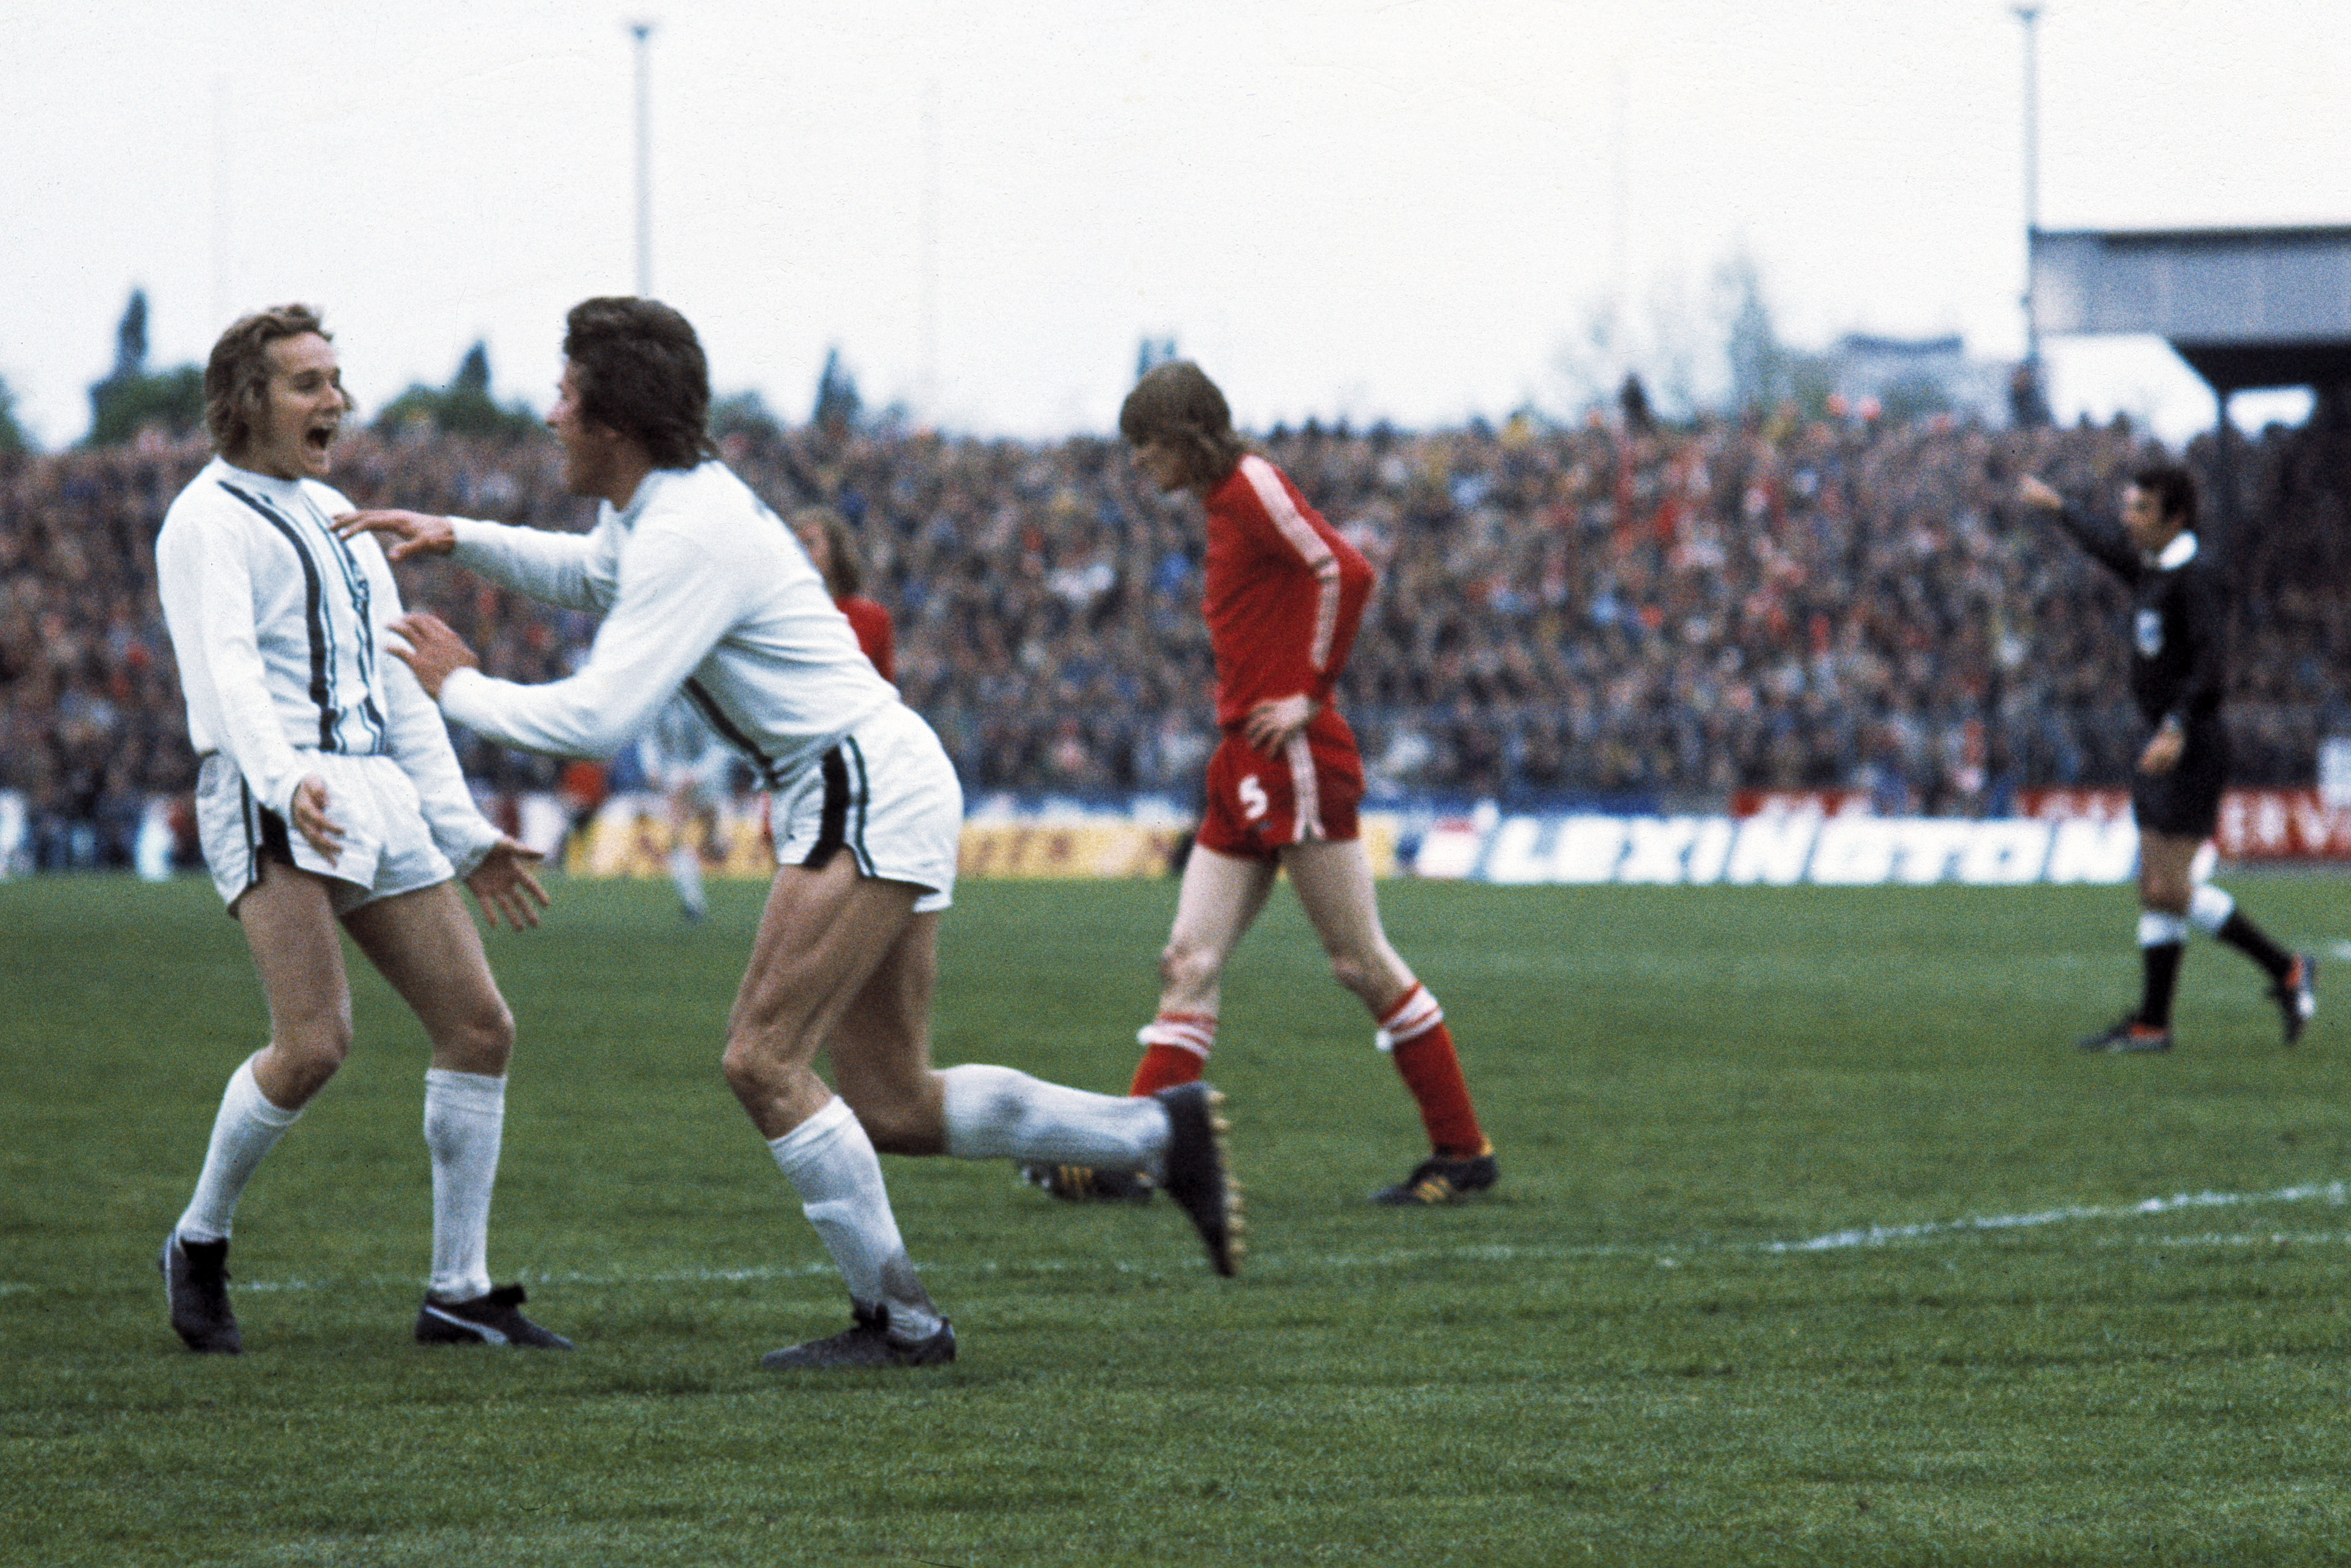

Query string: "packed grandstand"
[[3, 403, 2346, 874]]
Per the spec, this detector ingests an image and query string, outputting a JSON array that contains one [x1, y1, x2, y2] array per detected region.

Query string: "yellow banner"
[[562, 795, 1398, 881]]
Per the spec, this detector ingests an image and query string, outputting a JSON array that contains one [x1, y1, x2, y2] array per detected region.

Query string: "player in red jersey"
[[792, 505, 895, 683], [1033, 362, 1496, 1206]]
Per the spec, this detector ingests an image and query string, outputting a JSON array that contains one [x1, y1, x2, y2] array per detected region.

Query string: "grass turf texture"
[[4, 872, 2349, 1566]]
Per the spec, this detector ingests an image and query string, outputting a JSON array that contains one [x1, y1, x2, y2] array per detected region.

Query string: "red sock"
[[1378, 986, 1486, 1157], [1127, 1011, 1214, 1095]]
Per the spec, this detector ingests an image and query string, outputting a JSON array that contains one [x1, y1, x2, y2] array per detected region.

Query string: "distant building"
[[1826, 333, 2008, 425]]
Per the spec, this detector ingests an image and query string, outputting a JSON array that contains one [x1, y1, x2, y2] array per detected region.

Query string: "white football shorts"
[[196, 750, 456, 917], [769, 702, 961, 913]]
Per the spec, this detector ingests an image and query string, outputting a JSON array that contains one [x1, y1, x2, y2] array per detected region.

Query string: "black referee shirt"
[[2054, 505, 2228, 728]]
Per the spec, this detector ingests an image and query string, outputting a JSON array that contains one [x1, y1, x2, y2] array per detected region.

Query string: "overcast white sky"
[[6, 0, 2348, 451]]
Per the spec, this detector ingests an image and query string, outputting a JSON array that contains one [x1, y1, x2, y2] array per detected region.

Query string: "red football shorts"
[[1194, 707, 1365, 862]]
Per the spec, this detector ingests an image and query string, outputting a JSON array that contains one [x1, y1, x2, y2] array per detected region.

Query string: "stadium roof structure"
[[2031, 224, 2351, 394]]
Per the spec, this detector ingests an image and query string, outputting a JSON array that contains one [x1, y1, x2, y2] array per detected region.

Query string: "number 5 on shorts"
[[1236, 774, 1268, 823]]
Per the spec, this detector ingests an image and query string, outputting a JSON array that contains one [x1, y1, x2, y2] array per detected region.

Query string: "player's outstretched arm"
[[386, 611, 480, 699], [2019, 474, 2136, 577], [464, 839, 551, 929], [336, 509, 456, 562]]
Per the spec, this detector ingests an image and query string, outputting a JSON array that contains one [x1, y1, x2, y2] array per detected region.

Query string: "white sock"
[[767, 1097, 941, 1341], [176, 1054, 302, 1243], [2188, 884, 2235, 935], [671, 842, 706, 916], [937, 1064, 1169, 1179], [423, 1069, 505, 1301]]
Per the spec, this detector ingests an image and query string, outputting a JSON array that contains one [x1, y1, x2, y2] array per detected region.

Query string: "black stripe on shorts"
[[803, 746, 853, 870]]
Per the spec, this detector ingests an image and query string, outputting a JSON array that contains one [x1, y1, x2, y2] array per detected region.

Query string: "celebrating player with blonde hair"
[[156, 304, 562, 1355]]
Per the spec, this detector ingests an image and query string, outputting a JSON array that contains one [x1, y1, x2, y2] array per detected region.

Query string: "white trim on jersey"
[[1237, 454, 1341, 672]]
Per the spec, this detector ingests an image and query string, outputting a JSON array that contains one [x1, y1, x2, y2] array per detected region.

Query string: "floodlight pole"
[[630, 20, 656, 297], [212, 76, 232, 327], [918, 81, 941, 424], [2014, 6, 2042, 373]]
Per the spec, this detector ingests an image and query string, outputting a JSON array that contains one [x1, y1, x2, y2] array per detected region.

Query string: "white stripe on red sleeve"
[[1238, 456, 1340, 671]]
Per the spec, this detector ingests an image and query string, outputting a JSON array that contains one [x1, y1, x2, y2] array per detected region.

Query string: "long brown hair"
[[205, 304, 337, 457], [791, 505, 863, 597], [561, 296, 717, 470], [1119, 361, 1245, 485]]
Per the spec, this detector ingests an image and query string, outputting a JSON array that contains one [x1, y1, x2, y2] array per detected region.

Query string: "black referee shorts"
[[2130, 720, 2228, 839]]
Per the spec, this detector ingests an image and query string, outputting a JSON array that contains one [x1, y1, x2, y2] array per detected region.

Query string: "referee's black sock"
[[2216, 911, 2293, 981], [2138, 942, 2184, 1029]]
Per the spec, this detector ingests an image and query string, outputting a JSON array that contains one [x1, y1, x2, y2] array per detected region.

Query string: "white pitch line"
[[2119, 1231, 2351, 1248], [33, 1177, 2339, 1302], [1763, 1179, 2349, 1254]]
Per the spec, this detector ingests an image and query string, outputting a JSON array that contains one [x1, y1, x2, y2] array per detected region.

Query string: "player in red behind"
[[792, 505, 895, 683], [1031, 361, 1497, 1206]]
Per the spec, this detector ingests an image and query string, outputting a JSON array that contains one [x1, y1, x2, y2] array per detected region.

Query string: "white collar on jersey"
[[216, 456, 305, 493], [608, 462, 709, 531], [2155, 531, 2198, 569]]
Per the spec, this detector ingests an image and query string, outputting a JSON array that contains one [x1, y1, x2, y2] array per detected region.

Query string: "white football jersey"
[[437, 460, 897, 788], [154, 456, 501, 871]]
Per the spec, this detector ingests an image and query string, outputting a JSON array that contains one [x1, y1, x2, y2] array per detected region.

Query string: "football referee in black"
[[2019, 465, 2316, 1052]]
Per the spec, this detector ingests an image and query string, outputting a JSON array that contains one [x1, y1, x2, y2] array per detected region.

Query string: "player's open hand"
[[465, 838, 551, 929], [1242, 693, 1315, 755], [386, 611, 479, 699], [335, 509, 456, 562], [289, 774, 344, 864], [2016, 475, 2063, 514]]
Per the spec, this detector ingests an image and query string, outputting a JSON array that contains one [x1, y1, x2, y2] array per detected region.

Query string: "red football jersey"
[[835, 595, 895, 684], [1201, 454, 1373, 730]]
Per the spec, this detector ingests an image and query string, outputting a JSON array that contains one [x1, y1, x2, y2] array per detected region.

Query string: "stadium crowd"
[[4, 403, 2345, 871]]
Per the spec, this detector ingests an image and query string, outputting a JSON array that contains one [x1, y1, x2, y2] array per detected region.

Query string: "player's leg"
[[1130, 843, 1279, 1094], [666, 781, 707, 921], [806, 885, 1241, 1287], [2082, 832, 2201, 1052], [2185, 880, 2315, 1045], [1282, 837, 1496, 1204], [341, 881, 566, 1347], [2135, 829, 2199, 1035], [728, 856, 957, 1365], [1019, 840, 1269, 1205], [164, 861, 349, 1352]]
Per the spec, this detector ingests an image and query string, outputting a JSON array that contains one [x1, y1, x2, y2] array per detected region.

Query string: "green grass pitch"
[[3, 871, 2348, 1565]]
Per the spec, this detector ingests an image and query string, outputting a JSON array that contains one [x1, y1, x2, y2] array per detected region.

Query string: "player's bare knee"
[[442, 1000, 516, 1074], [270, 1020, 350, 1099], [718, 1036, 767, 1098], [1326, 952, 1376, 1001]]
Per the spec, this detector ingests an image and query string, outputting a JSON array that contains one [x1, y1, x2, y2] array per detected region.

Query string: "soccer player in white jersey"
[[640, 691, 730, 921], [154, 305, 565, 1353], [338, 297, 1241, 1368]]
